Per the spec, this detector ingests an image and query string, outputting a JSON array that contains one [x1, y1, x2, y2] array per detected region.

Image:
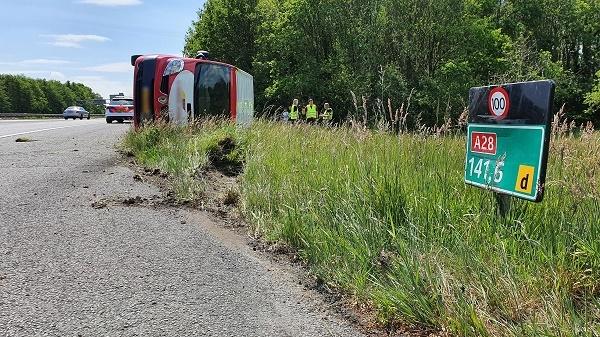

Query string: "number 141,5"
[[467, 157, 504, 183]]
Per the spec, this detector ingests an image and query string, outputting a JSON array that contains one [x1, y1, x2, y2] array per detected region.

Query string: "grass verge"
[[123, 120, 600, 336], [122, 120, 245, 201]]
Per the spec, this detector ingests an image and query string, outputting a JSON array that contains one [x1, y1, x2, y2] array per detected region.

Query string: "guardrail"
[[0, 113, 105, 119]]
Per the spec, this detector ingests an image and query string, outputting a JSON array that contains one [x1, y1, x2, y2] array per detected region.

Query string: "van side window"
[[194, 64, 230, 118]]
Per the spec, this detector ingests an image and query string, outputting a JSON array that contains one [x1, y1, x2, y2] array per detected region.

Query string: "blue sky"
[[0, 0, 205, 98]]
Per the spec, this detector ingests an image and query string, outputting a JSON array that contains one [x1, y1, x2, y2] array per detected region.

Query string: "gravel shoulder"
[[0, 121, 365, 337]]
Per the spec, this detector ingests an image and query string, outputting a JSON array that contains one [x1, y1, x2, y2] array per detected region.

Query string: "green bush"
[[584, 70, 600, 123]]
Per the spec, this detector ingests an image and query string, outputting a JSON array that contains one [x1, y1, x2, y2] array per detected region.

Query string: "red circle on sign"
[[488, 86, 510, 120]]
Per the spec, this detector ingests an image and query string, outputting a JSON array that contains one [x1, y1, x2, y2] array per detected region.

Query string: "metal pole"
[[495, 192, 512, 217]]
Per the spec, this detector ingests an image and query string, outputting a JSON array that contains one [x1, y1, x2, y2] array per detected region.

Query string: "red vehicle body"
[[131, 54, 254, 128]]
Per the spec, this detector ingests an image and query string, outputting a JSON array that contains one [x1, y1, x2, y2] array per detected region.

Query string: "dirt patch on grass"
[[194, 167, 242, 226], [206, 136, 243, 177], [91, 194, 164, 209], [121, 141, 243, 228]]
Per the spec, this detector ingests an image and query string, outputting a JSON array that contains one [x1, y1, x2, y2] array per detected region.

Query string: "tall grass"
[[241, 122, 600, 336], [124, 120, 599, 336]]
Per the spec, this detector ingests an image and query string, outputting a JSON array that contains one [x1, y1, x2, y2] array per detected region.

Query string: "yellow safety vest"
[[289, 105, 299, 120], [321, 108, 333, 120], [306, 104, 317, 119]]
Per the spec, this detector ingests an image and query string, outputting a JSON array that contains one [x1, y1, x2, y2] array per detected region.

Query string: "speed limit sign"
[[467, 80, 555, 202], [488, 87, 510, 120]]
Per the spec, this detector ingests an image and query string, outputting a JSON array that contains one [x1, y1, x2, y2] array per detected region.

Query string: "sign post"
[[465, 80, 555, 209]]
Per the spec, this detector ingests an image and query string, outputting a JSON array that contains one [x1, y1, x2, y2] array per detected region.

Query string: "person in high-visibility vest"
[[320, 102, 333, 124], [305, 98, 318, 123], [289, 99, 299, 123]]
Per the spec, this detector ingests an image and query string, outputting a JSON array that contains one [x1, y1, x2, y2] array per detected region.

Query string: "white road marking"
[[0, 119, 69, 123], [0, 125, 80, 139]]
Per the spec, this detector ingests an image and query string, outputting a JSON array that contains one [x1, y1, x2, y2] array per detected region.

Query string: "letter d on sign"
[[515, 165, 535, 194]]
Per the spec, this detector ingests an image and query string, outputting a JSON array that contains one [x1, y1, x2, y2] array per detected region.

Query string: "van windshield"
[[111, 99, 133, 106], [194, 63, 230, 118]]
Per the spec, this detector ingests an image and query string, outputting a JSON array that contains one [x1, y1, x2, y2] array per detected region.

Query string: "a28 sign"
[[467, 131, 503, 185], [465, 124, 545, 201], [471, 132, 497, 155]]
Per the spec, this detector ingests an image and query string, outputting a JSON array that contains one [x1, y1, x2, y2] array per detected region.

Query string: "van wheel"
[[106, 118, 112, 124]]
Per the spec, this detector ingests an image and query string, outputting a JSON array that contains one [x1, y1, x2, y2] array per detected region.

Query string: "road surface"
[[0, 119, 364, 337]]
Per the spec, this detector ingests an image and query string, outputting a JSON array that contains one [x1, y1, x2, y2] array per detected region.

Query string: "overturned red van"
[[131, 53, 254, 128]]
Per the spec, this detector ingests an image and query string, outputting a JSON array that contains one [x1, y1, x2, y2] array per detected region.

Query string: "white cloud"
[[49, 71, 67, 80], [77, 0, 142, 6], [0, 59, 71, 66], [1, 70, 66, 81], [42, 34, 110, 48], [83, 62, 131, 73], [20, 59, 71, 65]]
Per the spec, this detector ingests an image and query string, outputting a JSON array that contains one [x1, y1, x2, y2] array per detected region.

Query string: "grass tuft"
[[15, 137, 34, 142], [222, 188, 240, 206]]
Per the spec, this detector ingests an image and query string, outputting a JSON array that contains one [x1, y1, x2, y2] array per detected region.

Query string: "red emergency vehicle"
[[130, 53, 254, 128]]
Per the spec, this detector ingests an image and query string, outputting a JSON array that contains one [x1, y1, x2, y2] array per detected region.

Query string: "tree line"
[[0, 75, 103, 115], [184, 0, 600, 126]]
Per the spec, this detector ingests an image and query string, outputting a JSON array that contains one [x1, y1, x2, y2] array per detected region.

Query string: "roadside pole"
[[494, 193, 511, 217]]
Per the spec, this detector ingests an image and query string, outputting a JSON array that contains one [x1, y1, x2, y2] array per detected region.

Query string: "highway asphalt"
[[0, 119, 364, 337]]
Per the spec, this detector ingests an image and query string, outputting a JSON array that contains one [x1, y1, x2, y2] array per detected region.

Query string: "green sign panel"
[[465, 80, 555, 202], [464, 124, 545, 201]]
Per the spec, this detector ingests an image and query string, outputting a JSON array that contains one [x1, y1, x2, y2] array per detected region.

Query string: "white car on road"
[[63, 106, 90, 120], [105, 97, 134, 123]]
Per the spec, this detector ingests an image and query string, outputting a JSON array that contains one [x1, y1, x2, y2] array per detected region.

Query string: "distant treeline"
[[0, 74, 103, 114], [184, 0, 600, 125]]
